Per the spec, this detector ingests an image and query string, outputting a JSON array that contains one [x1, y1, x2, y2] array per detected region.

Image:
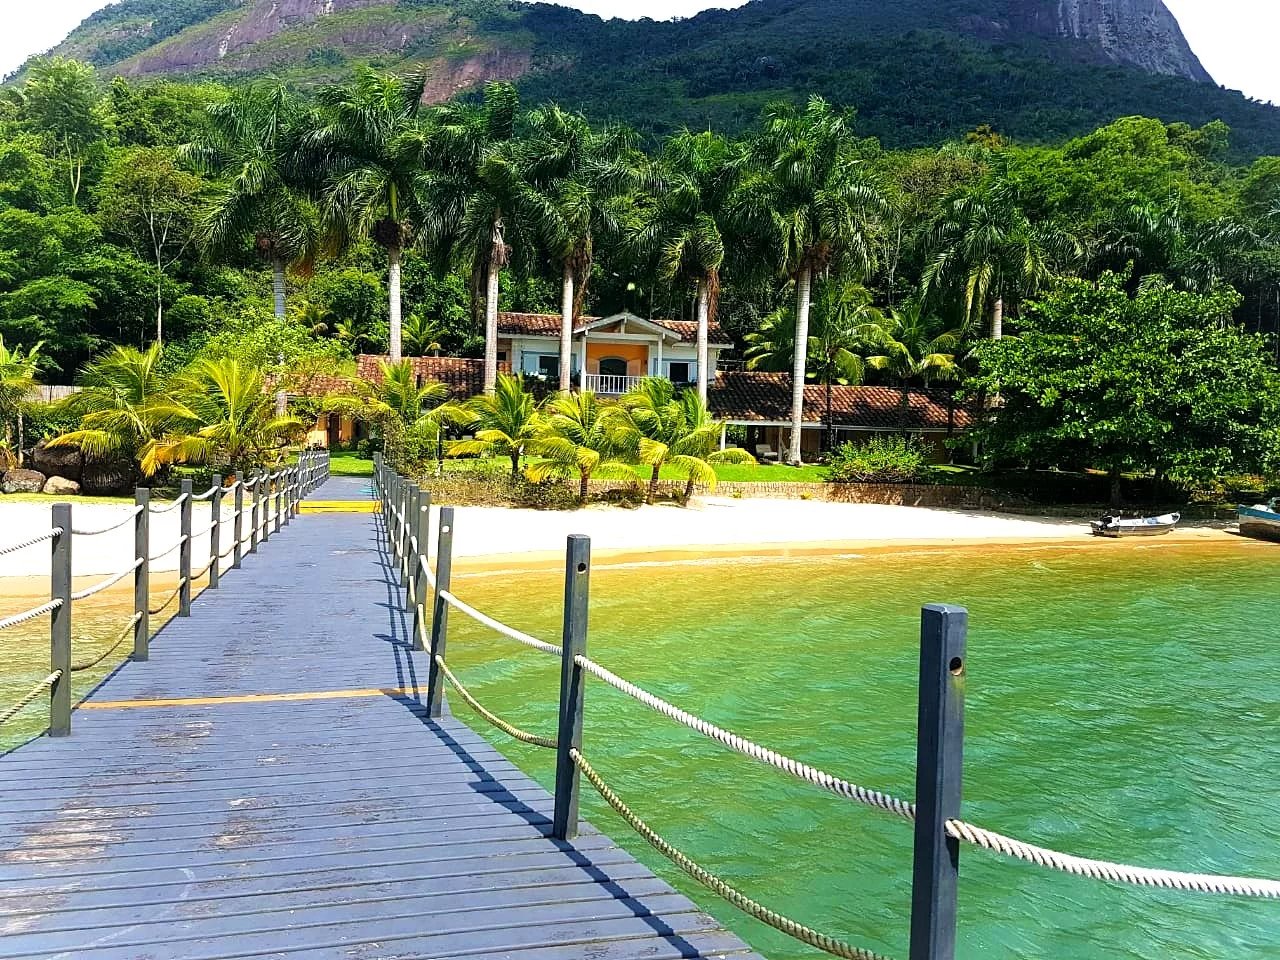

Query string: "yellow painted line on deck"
[[299, 501, 381, 514], [81, 687, 418, 710]]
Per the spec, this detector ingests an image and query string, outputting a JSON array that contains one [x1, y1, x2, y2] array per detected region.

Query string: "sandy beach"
[[0, 495, 1238, 582]]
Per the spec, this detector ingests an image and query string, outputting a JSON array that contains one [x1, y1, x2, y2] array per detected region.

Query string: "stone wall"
[[584, 479, 1017, 510]]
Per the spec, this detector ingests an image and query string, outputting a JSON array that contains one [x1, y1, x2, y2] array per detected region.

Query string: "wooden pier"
[[0, 475, 761, 960]]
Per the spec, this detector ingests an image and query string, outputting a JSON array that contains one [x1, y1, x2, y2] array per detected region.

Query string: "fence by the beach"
[[374, 452, 1280, 960], [0, 450, 331, 736]]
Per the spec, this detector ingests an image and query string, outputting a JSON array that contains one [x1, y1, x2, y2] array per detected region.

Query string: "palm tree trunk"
[[388, 245, 403, 364], [272, 258, 287, 320], [484, 261, 501, 394], [559, 261, 575, 393], [511, 453, 520, 482], [1110, 468, 1123, 509], [788, 264, 813, 465], [648, 464, 660, 504], [683, 476, 696, 502], [695, 278, 710, 403], [579, 473, 589, 502], [990, 296, 1004, 341]]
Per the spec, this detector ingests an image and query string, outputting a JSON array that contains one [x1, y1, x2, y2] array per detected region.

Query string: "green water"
[[444, 541, 1280, 960]]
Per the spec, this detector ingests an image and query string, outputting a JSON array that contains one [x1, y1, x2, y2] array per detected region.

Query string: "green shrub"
[[825, 436, 927, 484]]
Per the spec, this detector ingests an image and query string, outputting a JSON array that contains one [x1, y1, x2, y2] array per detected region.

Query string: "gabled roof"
[[709, 371, 972, 432], [356, 355, 506, 400], [497, 312, 731, 347]]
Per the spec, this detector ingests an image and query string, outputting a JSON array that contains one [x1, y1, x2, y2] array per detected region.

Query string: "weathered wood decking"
[[0, 477, 761, 960]]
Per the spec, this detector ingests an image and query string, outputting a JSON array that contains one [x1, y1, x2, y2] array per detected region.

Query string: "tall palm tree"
[[738, 97, 887, 464], [923, 180, 1073, 339], [307, 68, 431, 363], [0, 337, 40, 458], [609, 377, 752, 504], [325, 359, 449, 428], [516, 105, 640, 391], [528, 390, 635, 501], [860, 301, 962, 428], [449, 373, 542, 480], [143, 358, 304, 475], [47, 345, 170, 476], [183, 81, 318, 319], [636, 130, 739, 403], [422, 83, 522, 393]]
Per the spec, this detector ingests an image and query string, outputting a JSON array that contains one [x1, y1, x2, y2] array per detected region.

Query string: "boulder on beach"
[[43, 476, 82, 496], [2, 468, 46, 494], [32, 440, 84, 483]]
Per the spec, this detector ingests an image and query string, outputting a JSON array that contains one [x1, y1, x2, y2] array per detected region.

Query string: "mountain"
[[29, 0, 1280, 156]]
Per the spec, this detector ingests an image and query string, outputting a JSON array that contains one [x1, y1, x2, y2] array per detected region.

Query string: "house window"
[[668, 361, 693, 384], [497, 351, 508, 363], [538, 355, 559, 378], [598, 357, 628, 378]]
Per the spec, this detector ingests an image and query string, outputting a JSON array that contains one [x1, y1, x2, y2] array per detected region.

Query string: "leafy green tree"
[[402, 311, 444, 357], [16, 58, 111, 205], [528, 390, 635, 501], [738, 97, 886, 463], [609, 377, 752, 503], [968, 273, 1280, 504], [449, 373, 542, 480], [184, 81, 318, 319], [308, 68, 431, 363], [144, 357, 303, 475], [0, 337, 41, 456], [95, 146, 204, 344]]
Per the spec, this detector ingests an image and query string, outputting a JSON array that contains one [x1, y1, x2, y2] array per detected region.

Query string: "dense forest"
[[2, 56, 1279, 492]]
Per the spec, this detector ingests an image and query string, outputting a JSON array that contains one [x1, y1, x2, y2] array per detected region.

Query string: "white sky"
[[2, 0, 1277, 105]]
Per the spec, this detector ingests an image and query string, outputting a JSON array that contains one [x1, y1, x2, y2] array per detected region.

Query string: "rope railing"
[[71, 506, 143, 537], [148, 494, 189, 514], [148, 579, 187, 616], [433, 656, 558, 749], [70, 615, 142, 673], [438, 590, 562, 657], [191, 485, 220, 501], [0, 528, 63, 558], [0, 599, 63, 632], [70, 558, 144, 601], [147, 534, 188, 563], [0, 672, 61, 727]]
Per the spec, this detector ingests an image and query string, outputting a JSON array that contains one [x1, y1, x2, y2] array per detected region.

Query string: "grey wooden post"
[[908, 604, 968, 960], [209, 474, 222, 589], [49, 504, 72, 737], [178, 479, 193, 617], [426, 507, 455, 718], [553, 535, 592, 840], [232, 474, 244, 570], [410, 491, 432, 652], [404, 483, 420, 592], [273, 473, 283, 533], [249, 475, 260, 554], [399, 478, 411, 583], [134, 488, 150, 661], [261, 474, 272, 544], [292, 466, 301, 516]]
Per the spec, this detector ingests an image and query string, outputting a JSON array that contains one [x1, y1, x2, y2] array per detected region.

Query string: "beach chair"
[[754, 443, 779, 463]]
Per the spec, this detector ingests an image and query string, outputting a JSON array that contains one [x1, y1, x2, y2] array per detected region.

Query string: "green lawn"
[[436, 455, 829, 484], [328, 452, 375, 477]]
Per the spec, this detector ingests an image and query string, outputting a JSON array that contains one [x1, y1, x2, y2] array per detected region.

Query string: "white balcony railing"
[[583, 374, 643, 395]]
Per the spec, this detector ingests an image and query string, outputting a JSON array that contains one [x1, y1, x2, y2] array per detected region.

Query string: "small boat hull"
[[1090, 513, 1180, 538], [1238, 506, 1280, 542]]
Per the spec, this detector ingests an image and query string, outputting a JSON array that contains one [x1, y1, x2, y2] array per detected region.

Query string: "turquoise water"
[[443, 541, 1280, 960]]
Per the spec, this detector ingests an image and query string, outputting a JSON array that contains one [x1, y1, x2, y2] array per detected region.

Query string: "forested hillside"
[[21, 0, 1280, 157]]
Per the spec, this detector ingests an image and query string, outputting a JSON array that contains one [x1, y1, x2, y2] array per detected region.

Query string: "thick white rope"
[[440, 590, 562, 657], [148, 494, 188, 515], [0, 672, 60, 727], [434, 656, 558, 749], [0, 599, 63, 632], [70, 558, 143, 600], [148, 580, 186, 616], [0, 528, 63, 558], [72, 506, 143, 536], [147, 534, 188, 562], [70, 614, 141, 672], [191, 485, 219, 501]]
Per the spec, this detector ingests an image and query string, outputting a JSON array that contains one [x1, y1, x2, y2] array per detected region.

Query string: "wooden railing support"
[[399, 478, 411, 586], [232, 474, 244, 570], [553, 534, 592, 841], [274, 473, 283, 534], [209, 474, 222, 589], [49, 503, 72, 738], [411, 491, 431, 652], [134, 488, 150, 660], [249, 475, 261, 555], [426, 506, 455, 719], [178, 479, 193, 617], [909, 604, 967, 960]]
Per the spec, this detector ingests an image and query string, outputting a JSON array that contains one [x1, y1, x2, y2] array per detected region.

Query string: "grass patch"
[[328, 452, 375, 477]]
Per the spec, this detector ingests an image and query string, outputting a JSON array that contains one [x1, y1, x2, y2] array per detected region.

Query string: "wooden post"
[[405, 483, 420, 593], [261, 474, 272, 544], [134, 488, 150, 661], [426, 507, 455, 719], [232, 474, 244, 570], [274, 472, 283, 533], [49, 504, 72, 737], [249, 476, 260, 554], [553, 535, 592, 841], [411, 491, 432, 652], [399, 478, 411, 585], [209, 474, 222, 589], [178, 480, 193, 617], [909, 604, 968, 960]]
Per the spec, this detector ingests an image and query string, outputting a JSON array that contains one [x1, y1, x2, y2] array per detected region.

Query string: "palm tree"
[[403, 311, 444, 357], [143, 358, 304, 475], [923, 180, 1073, 339], [183, 81, 318, 319], [421, 83, 522, 393], [637, 131, 739, 403], [860, 301, 962, 428], [47, 345, 170, 477], [516, 105, 640, 391], [308, 68, 431, 363], [609, 378, 752, 504], [738, 97, 887, 464], [0, 337, 40, 459], [449, 373, 542, 480], [528, 391, 635, 501], [325, 359, 449, 428]]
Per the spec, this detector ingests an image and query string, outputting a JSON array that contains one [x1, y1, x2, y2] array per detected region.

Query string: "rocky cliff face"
[[1009, 0, 1213, 82]]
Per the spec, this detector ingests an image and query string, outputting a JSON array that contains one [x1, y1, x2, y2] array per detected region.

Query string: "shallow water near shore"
[[443, 540, 1280, 960]]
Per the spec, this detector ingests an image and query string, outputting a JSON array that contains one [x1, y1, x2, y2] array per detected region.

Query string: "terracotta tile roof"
[[709, 371, 972, 431], [497, 312, 731, 346], [268, 372, 349, 397], [356, 355, 508, 399]]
